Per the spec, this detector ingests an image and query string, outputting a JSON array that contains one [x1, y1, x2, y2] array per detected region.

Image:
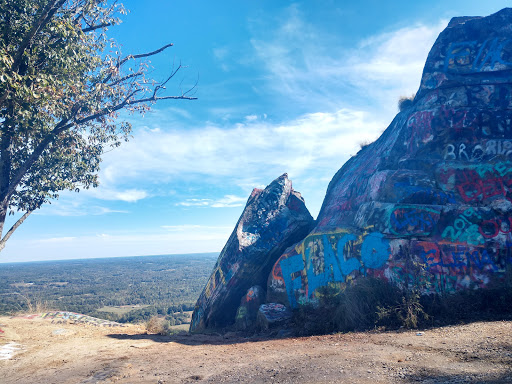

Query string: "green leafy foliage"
[[0, 1, 196, 251]]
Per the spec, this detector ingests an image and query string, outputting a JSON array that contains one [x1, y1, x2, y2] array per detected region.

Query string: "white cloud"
[[176, 195, 247, 209], [2, 225, 233, 261], [89, 187, 148, 202], [99, 108, 385, 192], [176, 199, 212, 207], [346, 20, 449, 106], [92, 15, 447, 217], [213, 47, 231, 71], [249, 6, 447, 113], [213, 47, 229, 60], [161, 225, 232, 231], [211, 195, 247, 208], [35, 197, 129, 217]]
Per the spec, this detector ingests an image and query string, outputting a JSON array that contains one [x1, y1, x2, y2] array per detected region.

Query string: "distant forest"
[[0, 253, 217, 324]]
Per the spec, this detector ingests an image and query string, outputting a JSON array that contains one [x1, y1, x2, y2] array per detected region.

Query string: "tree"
[[0, 0, 197, 252]]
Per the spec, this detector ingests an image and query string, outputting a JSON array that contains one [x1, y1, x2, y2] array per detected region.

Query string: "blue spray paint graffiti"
[[444, 38, 512, 73], [279, 231, 390, 307]]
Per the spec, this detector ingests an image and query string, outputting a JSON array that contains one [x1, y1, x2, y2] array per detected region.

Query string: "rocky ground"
[[1, 315, 511, 383]]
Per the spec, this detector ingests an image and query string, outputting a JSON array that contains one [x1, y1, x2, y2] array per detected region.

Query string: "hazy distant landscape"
[[0, 253, 217, 325]]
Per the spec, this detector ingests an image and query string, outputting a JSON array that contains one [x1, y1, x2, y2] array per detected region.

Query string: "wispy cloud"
[[161, 224, 232, 231], [249, 5, 447, 113], [176, 199, 212, 207], [36, 197, 129, 217], [99, 108, 385, 191], [213, 46, 231, 72], [345, 20, 448, 107], [211, 195, 247, 208], [29, 11, 446, 222], [176, 195, 247, 209], [9, 225, 233, 261], [88, 187, 148, 203]]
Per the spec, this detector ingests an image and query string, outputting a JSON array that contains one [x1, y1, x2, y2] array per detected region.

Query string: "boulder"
[[234, 285, 265, 331], [190, 174, 314, 332], [268, 8, 512, 308], [257, 303, 292, 331]]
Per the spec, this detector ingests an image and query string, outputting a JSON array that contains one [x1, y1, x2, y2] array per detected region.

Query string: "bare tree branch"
[[119, 43, 174, 66], [108, 71, 144, 87], [82, 22, 112, 33], [0, 210, 33, 252]]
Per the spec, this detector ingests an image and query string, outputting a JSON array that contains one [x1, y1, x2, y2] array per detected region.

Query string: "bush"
[[398, 94, 416, 111], [146, 316, 171, 335], [291, 271, 512, 336], [292, 278, 405, 335], [358, 139, 374, 151], [377, 290, 429, 329]]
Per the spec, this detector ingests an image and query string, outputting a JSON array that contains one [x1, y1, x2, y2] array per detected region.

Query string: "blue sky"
[[1, 0, 510, 263]]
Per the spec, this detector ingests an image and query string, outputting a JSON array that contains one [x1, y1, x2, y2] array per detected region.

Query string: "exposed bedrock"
[[268, 8, 512, 308], [190, 174, 314, 332], [192, 8, 512, 332]]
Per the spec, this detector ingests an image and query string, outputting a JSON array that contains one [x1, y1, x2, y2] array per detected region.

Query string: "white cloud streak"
[[38, 13, 448, 218], [176, 195, 247, 208], [249, 6, 447, 113], [3, 225, 232, 261], [100, 108, 384, 188]]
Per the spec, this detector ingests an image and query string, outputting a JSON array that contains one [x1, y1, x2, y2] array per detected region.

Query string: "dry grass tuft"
[[145, 316, 170, 335]]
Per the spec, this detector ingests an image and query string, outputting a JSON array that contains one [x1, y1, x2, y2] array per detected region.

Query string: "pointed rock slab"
[[268, 8, 512, 308], [190, 174, 313, 332]]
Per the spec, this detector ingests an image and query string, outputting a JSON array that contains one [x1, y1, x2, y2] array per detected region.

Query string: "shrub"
[[146, 316, 171, 335], [292, 266, 512, 336], [358, 139, 374, 151], [291, 278, 404, 335], [398, 94, 416, 111], [377, 290, 429, 329]]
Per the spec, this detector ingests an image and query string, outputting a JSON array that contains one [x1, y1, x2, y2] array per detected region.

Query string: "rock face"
[[191, 9, 512, 333], [234, 285, 264, 331], [267, 8, 512, 308], [190, 174, 314, 332]]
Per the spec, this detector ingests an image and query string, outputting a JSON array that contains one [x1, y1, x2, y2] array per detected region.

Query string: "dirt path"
[[1, 316, 511, 383]]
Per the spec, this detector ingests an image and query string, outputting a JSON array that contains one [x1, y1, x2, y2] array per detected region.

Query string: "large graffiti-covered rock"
[[190, 174, 314, 331], [268, 8, 512, 308]]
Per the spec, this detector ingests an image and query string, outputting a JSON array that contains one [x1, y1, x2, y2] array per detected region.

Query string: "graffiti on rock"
[[395, 184, 457, 205], [258, 303, 291, 323], [477, 110, 512, 137], [443, 143, 485, 161], [274, 229, 390, 307], [444, 38, 512, 73], [444, 140, 512, 161], [386, 241, 508, 294], [441, 208, 485, 245], [467, 84, 512, 109], [479, 216, 512, 239], [389, 205, 440, 236], [437, 162, 512, 203]]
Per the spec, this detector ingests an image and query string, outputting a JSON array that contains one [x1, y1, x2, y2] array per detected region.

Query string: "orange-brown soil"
[[1, 316, 511, 383]]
